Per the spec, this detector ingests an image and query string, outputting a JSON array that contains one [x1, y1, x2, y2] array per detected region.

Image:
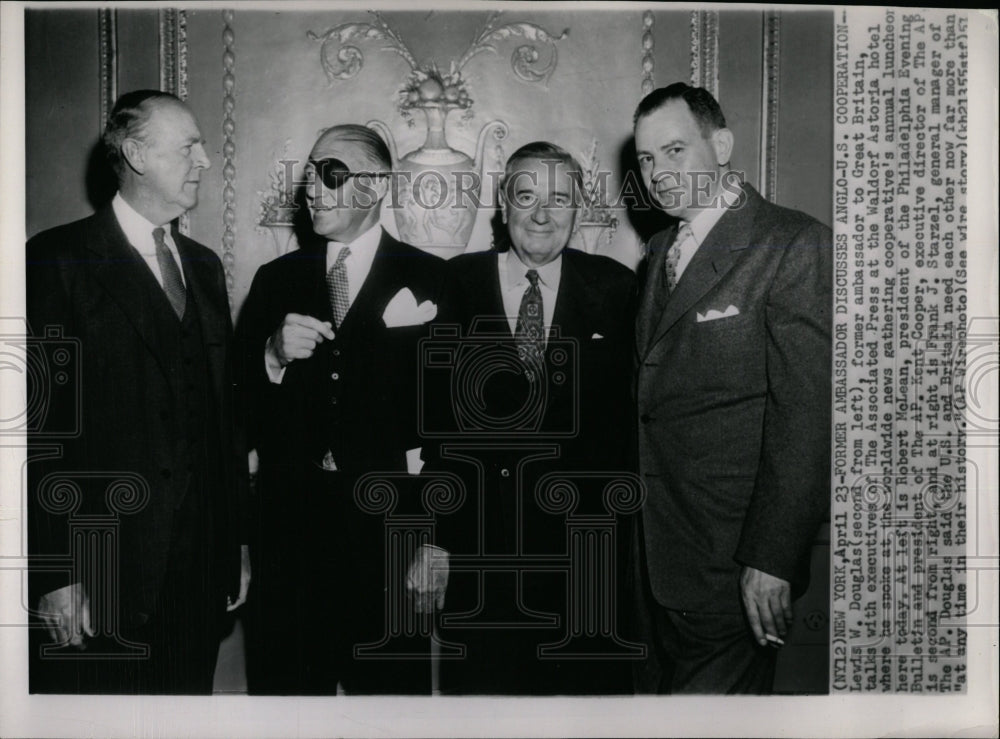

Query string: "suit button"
[[500, 468, 510, 478], [640, 413, 652, 424], [331, 372, 340, 380], [333, 349, 341, 357], [330, 397, 338, 405]]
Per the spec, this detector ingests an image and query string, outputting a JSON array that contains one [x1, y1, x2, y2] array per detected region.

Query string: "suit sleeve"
[[735, 221, 832, 584], [234, 265, 275, 457], [25, 235, 82, 601], [417, 264, 477, 555]]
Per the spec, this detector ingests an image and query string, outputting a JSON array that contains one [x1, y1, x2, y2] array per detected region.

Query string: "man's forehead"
[[508, 159, 577, 191], [310, 134, 374, 166], [637, 100, 699, 139], [147, 99, 200, 136]]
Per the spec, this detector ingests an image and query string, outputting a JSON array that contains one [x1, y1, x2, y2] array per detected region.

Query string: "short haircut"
[[103, 90, 184, 180], [502, 140, 585, 205], [633, 82, 727, 137], [316, 124, 393, 172]]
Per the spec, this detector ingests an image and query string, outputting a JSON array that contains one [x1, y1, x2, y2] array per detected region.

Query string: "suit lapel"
[[338, 231, 404, 342], [461, 250, 509, 336], [177, 233, 228, 399], [552, 251, 598, 343], [87, 206, 175, 386], [642, 185, 760, 357], [635, 224, 678, 357]]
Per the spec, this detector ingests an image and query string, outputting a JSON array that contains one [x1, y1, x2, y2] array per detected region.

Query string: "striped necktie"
[[152, 227, 186, 319]]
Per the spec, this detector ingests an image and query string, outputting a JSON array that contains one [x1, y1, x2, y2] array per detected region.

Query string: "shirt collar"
[[684, 181, 741, 247], [501, 248, 562, 290], [326, 222, 383, 263], [112, 192, 168, 255]]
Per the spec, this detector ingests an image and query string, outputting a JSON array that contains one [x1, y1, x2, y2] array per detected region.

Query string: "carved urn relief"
[[258, 12, 616, 259]]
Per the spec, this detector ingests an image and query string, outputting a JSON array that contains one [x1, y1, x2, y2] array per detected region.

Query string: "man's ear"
[[120, 138, 147, 176], [498, 184, 509, 224], [370, 172, 390, 203], [711, 128, 734, 167]]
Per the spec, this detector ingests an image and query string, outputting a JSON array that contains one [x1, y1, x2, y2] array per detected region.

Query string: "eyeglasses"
[[307, 157, 384, 190]]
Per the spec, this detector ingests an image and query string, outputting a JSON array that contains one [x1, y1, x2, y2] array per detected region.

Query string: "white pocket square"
[[696, 305, 740, 323], [382, 288, 438, 328], [591, 333, 604, 340]]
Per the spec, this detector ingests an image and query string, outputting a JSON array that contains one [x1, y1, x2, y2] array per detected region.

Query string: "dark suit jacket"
[[236, 230, 445, 694], [428, 247, 636, 561], [25, 205, 245, 625], [237, 230, 445, 480], [634, 183, 832, 613]]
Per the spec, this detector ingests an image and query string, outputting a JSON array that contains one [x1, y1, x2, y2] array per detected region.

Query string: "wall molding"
[[98, 8, 117, 135], [222, 9, 237, 305], [759, 10, 780, 202], [160, 9, 191, 234], [159, 9, 188, 99], [640, 10, 654, 95], [689, 10, 718, 97]]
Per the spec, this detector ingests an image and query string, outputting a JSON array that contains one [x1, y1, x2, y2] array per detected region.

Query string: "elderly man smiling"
[[424, 141, 637, 694]]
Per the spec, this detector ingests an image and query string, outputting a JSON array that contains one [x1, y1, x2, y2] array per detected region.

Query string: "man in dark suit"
[[238, 124, 445, 694], [631, 83, 832, 693], [424, 142, 637, 694], [26, 90, 249, 694]]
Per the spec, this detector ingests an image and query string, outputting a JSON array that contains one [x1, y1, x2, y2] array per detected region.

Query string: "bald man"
[[237, 125, 445, 694]]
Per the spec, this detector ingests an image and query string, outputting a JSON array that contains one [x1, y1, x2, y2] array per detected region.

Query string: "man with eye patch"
[[237, 124, 445, 694], [631, 83, 832, 694]]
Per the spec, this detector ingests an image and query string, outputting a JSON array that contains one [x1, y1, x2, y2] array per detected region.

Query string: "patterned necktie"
[[515, 269, 545, 378], [663, 222, 692, 294], [152, 227, 186, 319], [326, 246, 351, 328]]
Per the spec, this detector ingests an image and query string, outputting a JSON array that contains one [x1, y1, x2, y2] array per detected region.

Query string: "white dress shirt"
[[325, 222, 383, 309], [672, 184, 741, 284], [111, 192, 186, 288], [265, 224, 384, 384], [497, 249, 562, 343]]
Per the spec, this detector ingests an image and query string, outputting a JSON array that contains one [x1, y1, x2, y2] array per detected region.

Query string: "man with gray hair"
[[238, 124, 445, 694], [27, 90, 249, 693]]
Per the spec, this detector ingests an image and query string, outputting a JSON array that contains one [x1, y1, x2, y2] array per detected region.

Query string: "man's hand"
[[740, 566, 792, 647], [268, 313, 335, 367], [38, 582, 94, 648], [226, 545, 252, 612], [406, 544, 449, 614]]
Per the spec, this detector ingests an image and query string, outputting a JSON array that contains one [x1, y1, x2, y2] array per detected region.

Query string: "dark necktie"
[[515, 269, 545, 378], [152, 227, 186, 319], [326, 246, 351, 328]]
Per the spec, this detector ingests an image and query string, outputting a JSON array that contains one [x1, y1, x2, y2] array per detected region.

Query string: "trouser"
[[627, 521, 776, 694], [30, 484, 221, 695], [633, 603, 777, 694], [246, 464, 431, 695]]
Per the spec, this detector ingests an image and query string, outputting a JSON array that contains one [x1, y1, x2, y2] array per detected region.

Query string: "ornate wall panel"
[[98, 9, 117, 132], [26, 7, 834, 321], [759, 10, 781, 204]]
